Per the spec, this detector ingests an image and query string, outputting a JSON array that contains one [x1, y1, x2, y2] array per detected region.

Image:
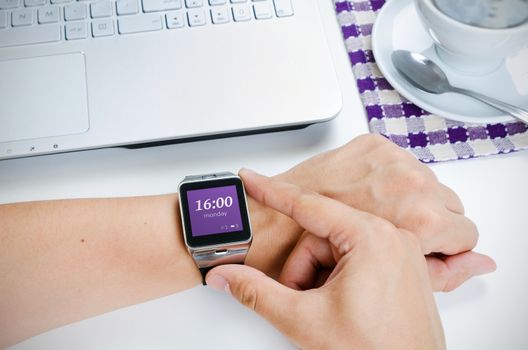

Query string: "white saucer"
[[371, 0, 528, 124]]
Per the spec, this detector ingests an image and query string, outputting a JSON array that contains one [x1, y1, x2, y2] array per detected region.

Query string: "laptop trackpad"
[[0, 53, 89, 143]]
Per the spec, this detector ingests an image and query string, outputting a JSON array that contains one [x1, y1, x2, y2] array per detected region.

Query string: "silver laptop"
[[0, 0, 342, 160]]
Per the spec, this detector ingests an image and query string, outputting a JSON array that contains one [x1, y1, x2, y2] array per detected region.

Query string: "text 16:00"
[[195, 196, 233, 211]]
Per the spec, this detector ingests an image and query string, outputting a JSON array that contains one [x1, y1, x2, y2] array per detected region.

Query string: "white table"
[[3, 1, 528, 349]]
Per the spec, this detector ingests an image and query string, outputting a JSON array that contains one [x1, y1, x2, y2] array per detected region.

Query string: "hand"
[[251, 134, 495, 291], [207, 170, 446, 350]]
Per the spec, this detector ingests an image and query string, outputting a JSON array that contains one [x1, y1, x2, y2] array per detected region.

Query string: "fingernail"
[[206, 274, 230, 294]]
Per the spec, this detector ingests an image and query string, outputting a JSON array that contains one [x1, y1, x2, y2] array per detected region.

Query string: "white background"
[[2, 0, 528, 349]]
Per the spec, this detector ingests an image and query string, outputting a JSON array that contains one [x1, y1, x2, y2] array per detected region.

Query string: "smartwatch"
[[178, 172, 253, 285]]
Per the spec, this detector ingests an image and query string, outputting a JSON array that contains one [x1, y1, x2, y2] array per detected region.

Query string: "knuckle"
[[289, 187, 314, 220], [464, 219, 479, 249], [373, 218, 396, 234], [380, 141, 414, 162], [409, 209, 448, 238], [384, 164, 434, 194], [427, 210, 449, 231], [355, 133, 389, 148], [369, 217, 399, 242], [401, 168, 432, 190], [260, 186, 272, 207], [445, 186, 466, 213]]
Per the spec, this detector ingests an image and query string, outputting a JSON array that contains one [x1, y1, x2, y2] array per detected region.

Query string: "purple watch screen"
[[187, 185, 243, 237]]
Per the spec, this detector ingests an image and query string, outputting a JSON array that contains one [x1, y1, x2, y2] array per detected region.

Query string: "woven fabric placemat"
[[334, 0, 528, 162]]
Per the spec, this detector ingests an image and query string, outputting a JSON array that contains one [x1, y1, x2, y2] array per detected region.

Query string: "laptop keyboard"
[[0, 0, 294, 48]]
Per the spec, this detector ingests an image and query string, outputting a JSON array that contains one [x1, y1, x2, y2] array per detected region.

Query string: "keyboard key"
[[92, 18, 114, 37], [232, 4, 250, 21], [64, 3, 87, 21], [166, 11, 184, 28], [185, 0, 202, 8], [0, 23, 60, 47], [65, 21, 87, 39], [210, 7, 228, 24], [25, 0, 46, 7], [118, 13, 162, 33], [38, 6, 59, 23], [91, 1, 113, 18], [12, 9, 34, 26], [230, 0, 246, 3], [51, 0, 73, 4], [0, 10, 7, 28], [273, 0, 292, 17], [253, 2, 272, 19], [0, 0, 20, 10], [209, 0, 225, 4], [143, 0, 181, 13], [187, 8, 205, 26], [116, 0, 139, 15]]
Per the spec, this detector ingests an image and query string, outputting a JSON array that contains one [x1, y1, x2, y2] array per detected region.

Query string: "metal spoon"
[[391, 50, 528, 124]]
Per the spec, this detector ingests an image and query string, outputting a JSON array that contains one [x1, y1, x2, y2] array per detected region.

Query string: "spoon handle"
[[452, 87, 528, 124]]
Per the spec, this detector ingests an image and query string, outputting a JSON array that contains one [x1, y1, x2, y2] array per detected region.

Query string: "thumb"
[[206, 264, 300, 329], [426, 251, 497, 292]]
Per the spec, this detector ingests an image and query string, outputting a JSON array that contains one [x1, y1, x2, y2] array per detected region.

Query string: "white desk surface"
[[2, 1, 528, 349]]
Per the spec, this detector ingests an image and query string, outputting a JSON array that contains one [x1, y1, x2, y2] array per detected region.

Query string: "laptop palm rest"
[[0, 53, 89, 144]]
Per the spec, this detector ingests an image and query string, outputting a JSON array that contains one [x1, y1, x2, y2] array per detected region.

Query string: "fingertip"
[[490, 258, 497, 272], [206, 273, 230, 293], [209, 263, 247, 276], [209, 264, 267, 283], [475, 256, 497, 275], [239, 168, 258, 179], [239, 168, 265, 195], [464, 252, 497, 276], [207, 264, 250, 293]]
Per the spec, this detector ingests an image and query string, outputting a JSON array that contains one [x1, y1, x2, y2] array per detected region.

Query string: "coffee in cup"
[[434, 0, 528, 29], [414, 0, 528, 75]]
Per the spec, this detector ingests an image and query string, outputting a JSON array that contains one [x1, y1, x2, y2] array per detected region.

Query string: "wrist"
[[244, 172, 308, 279], [118, 194, 202, 289], [245, 196, 302, 278]]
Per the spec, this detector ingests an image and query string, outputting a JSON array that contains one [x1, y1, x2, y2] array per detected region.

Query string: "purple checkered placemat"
[[334, 0, 528, 162]]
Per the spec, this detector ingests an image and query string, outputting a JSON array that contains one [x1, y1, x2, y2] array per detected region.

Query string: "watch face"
[[179, 177, 252, 248], [188, 185, 242, 237]]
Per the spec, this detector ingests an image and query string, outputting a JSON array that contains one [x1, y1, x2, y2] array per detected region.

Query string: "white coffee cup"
[[414, 0, 528, 75]]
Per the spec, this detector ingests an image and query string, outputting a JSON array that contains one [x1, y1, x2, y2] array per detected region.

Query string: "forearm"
[[0, 195, 200, 347], [0, 188, 300, 348]]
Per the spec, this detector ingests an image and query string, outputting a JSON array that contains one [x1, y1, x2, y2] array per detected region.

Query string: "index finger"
[[240, 168, 389, 255]]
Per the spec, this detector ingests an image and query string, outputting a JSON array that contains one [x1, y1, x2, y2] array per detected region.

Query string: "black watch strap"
[[199, 266, 214, 285]]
